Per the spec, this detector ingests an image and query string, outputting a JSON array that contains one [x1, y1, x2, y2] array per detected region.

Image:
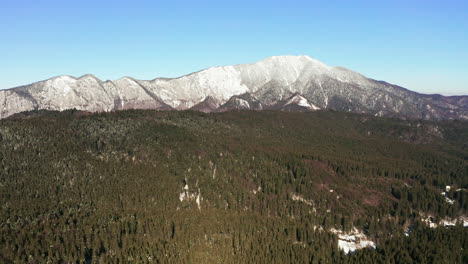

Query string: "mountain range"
[[1, 55, 466, 120]]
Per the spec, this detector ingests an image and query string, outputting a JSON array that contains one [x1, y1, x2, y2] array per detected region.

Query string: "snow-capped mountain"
[[1, 55, 467, 120]]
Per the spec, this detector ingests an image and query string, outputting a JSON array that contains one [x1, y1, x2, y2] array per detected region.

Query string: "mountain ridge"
[[1, 55, 467, 120]]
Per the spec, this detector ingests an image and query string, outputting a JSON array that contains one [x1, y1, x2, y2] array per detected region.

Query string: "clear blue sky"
[[1, 0, 467, 95]]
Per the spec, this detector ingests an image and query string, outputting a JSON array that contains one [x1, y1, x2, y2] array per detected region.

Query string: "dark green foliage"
[[0, 109, 467, 263]]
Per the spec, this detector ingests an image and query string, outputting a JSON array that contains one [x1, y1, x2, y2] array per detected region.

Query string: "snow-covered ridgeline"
[[1, 55, 466, 120]]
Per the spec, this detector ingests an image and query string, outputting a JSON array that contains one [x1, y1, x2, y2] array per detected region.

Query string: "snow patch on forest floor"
[[178, 180, 202, 210], [291, 193, 317, 213], [422, 215, 468, 228], [440, 216, 468, 227], [252, 186, 262, 195], [330, 228, 376, 254], [440, 191, 455, 204], [291, 193, 314, 206]]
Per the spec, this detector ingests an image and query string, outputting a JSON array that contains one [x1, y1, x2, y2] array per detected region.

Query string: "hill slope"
[[0, 110, 467, 263]]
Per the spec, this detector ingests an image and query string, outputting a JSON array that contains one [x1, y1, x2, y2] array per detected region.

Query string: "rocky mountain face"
[[1, 55, 466, 120]]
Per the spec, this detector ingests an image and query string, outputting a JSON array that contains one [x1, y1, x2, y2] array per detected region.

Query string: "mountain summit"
[[1, 55, 466, 120]]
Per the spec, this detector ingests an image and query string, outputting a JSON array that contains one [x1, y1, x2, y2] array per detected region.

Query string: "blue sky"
[[1, 0, 467, 95]]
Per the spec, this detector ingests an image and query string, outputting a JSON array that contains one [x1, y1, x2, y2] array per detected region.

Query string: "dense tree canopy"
[[0, 109, 467, 263]]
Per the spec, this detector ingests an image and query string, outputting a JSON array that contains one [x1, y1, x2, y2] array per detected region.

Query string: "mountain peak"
[[256, 55, 327, 67], [261, 54, 312, 60], [78, 74, 100, 81]]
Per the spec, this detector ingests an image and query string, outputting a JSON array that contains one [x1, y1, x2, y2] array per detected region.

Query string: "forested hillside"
[[1, 109, 467, 263]]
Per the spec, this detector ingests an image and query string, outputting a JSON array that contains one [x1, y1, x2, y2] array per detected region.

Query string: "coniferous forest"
[[0, 109, 467, 263]]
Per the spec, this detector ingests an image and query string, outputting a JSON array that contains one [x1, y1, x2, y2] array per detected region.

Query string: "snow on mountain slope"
[[140, 65, 250, 109], [189, 96, 220, 113], [0, 55, 467, 120], [284, 94, 320, 110]]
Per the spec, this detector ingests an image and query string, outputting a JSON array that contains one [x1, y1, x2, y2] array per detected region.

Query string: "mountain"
[[1, 55, 467, 119]]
